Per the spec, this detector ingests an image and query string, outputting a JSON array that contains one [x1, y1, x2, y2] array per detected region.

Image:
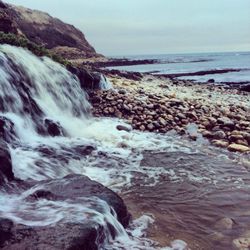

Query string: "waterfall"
[[0, 44, 129, 249], [99, 74, 113, 90], [0, 45, 186, 250]]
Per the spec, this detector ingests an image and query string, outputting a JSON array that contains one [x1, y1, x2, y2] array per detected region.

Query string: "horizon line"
[[105, 50, 250, 58]]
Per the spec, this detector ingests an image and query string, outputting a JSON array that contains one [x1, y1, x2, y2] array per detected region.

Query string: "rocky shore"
[[89, 74, 250, 153]]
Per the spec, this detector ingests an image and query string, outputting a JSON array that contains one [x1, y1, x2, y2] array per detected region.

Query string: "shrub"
[[0, 32, 71, 67]]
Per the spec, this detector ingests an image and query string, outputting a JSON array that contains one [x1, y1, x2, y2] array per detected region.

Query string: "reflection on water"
[[123, 150, 250, 250]]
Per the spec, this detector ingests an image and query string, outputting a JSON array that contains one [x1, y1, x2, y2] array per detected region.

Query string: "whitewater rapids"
[[0, 45, 193, 249]]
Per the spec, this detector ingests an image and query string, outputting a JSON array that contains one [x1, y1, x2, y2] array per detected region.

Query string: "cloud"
[[5, 0, 250, 55]]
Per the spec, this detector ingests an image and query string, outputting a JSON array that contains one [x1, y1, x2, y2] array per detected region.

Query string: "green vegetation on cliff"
[[0, 32, 71, 66]]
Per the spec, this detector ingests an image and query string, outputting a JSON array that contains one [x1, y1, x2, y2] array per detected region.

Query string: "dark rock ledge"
[[0, 140, 130, 250]]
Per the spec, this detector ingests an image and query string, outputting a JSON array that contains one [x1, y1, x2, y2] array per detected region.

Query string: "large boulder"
[[34, 174, 130, 227], [0, 220, 101, 250], [0, 174, 130, 249], [67, 65, 102, 90]]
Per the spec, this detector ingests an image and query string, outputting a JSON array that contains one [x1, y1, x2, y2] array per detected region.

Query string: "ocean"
[[108, 51, 250, 84]]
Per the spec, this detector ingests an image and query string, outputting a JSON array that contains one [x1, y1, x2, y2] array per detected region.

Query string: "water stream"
[[0, 45, 249, 250]]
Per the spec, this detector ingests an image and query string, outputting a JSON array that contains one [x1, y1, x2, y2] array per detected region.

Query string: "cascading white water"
[[0, 45, 191, 250], [99, 74, 113, 90]]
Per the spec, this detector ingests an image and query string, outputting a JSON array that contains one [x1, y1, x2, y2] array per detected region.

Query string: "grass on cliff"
[[0, 32, 71, 66]]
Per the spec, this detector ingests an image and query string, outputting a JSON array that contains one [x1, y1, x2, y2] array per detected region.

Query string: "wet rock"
[[0, 175, 130, 249], [217, 117, 235, 129], [147, 123, 154, 131], [67, 66, 103, 90], [212, 130, 226, 139], [1, 220, 102, 250], [243, 133, 250, 144], [169, 98, 183, 106], [91, 96, 102, 103], [0, 218, 13, 246], [27, 190, 57, 201], [0, 116, 16, 143], [236, 139, 249, 147], [40, 175, 130, 227], [207, 79, 215, 83], [229, 134, 244, 141], [44, 118, 64, 137], [0, 139, 14, 185], [242, 159, 250, 169], [212, 140, 229, 148], [214, 217, 234, 230], [233, 237, 250, 250], [228, 143, 250, 153], [118, 89, 126, 95], [73, 145, 95, 156], [116, 124, 132, 132], [158, 117, 167, 126], [210, 232, 225, 241], [240, 84, 250, 92], [177, 113, 186, 120], [202, 130, 213, 138]]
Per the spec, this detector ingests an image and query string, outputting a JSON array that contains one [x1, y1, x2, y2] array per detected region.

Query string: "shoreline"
[[89, 71, 250, 249], [89, 72, 250, 154]]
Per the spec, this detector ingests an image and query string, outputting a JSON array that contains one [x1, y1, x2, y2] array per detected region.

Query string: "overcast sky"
[[5, 0, 250, 56]]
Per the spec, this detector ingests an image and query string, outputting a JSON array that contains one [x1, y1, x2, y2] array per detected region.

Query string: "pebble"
[[212, 140, 229, 148], [212, 130, 226, 139], [116, 125, 132, 132], [228, 144, 250, 153], [214, 217, 234, 230], [89, 87, 250, 153]]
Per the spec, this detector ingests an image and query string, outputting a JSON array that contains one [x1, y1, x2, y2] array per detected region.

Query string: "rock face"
[[0, 175, 130, 249], [67, 65, 104, 90], [0, 1, 102, 60], [0, 1, 17, 34], [0, 139, 14, 185], [44, 118, 65, 137]]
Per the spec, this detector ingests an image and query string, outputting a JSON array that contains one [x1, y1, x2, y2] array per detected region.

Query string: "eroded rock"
[[0, 174, 130, 249], [0, 139, 14, 185]]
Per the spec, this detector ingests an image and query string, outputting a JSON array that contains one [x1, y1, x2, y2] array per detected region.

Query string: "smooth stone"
[[228, 144, 250, 153], [116, 124, 132, 132], [147, 123, 154, 130], [212, 140, 229, 148], [233, 237, 250, 250], [118, 89, 126, 95], [210, 232, 225, 241], [202, 130, 213, 138], [217, 117, 235, 128], [212, 130, 226, 139], [214, 217, 234, 230], [207, 79, 215, 83], [230, 134, 244, 141]]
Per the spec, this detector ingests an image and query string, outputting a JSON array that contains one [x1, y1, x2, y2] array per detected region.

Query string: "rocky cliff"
[[0, 1, 103, 61]]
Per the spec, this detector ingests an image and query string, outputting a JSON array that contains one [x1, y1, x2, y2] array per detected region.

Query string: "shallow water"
[[122, 148, 250, 250]]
